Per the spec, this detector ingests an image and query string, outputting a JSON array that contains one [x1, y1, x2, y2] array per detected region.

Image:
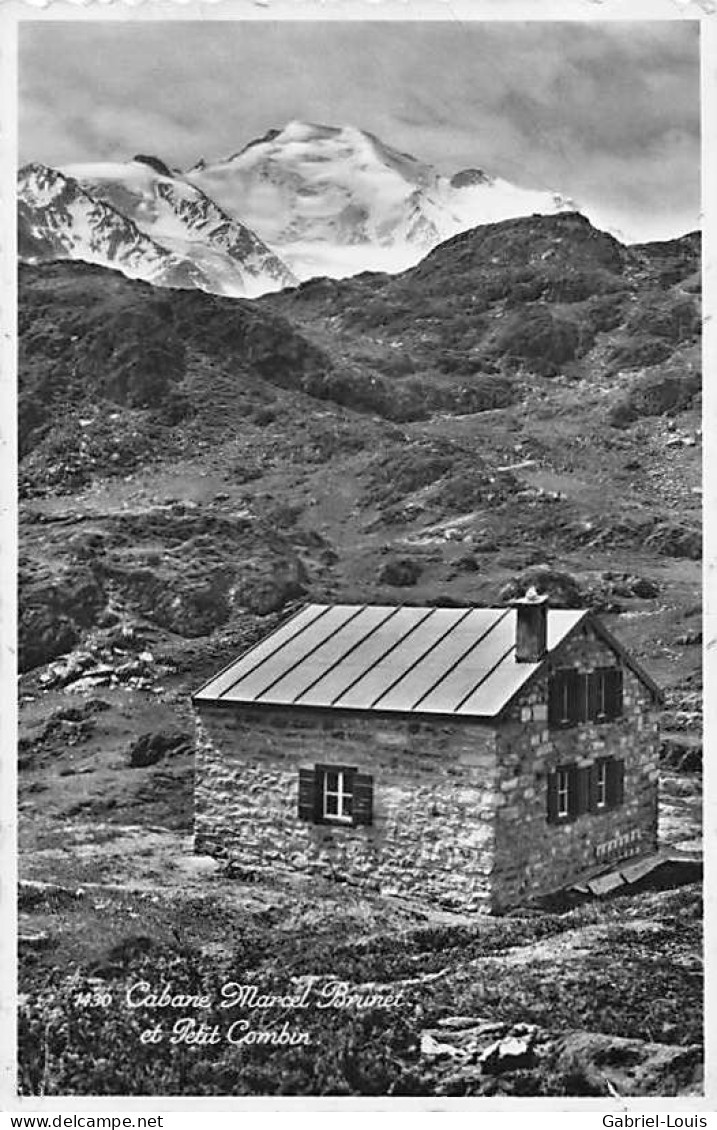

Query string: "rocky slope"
[[18, 159, 295, 298], [269, 212, 701, 386], [18, 212, 701, 674]]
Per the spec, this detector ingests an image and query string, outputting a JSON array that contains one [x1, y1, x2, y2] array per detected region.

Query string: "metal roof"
[[193, 603, 588, 718]]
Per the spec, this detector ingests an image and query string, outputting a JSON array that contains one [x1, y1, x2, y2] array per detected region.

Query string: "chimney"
[[510, 586, 549, 663]]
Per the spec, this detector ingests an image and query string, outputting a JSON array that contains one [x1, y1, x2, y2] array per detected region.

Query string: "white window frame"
[[596, 759, 608, 809], [556, 768, 570, 819], [322, 768, 353, 824]]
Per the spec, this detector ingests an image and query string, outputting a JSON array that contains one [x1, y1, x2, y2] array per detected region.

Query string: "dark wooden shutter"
[[606, 758, 625, 809], [573, 765, 591, 817], [588, 762, 600, 812], [604, 668, 623, 720], [549, 670, 581, 726], [578, 673, 589, 722], [587, 672, 602, 722], [546, 771, 559, 824], [548, 677, 562, 726], [352, 773, 374, 826], [298, 766, 321, 823], [567, 671, 582, 723], [566, 764, 586, 819]]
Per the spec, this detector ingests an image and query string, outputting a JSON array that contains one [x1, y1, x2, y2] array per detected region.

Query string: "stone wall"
[[195, 705, 498, 911], [491, 621, 660, 909]]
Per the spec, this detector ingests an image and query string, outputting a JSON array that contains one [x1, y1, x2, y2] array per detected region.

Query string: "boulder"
[[128, 730, 192, 768], [420, 1032, 464, 1060], [479, 1033, 536, 1074], [18, 931, 51, 950], [378, 556, 423, 587], [605, 573, 660, 600], [19, 562, 106, 672], [546, 1031, 702, 1097], [608, 362, 701, 428], [644, 523, 701, 561]]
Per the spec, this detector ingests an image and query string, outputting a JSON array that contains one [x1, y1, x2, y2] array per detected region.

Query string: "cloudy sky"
[[19, 19, 699, 242]]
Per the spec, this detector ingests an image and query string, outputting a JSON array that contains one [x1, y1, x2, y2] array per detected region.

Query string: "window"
[[590, 757, 624, 813], [556, 768, 570, 819], [595, 759, 608, 810], [547, 758, 624, 824], [298, 764, 374, 827], [323, 769, 353, 823], [547, 763, 581, 823], [587, 668, 623, 722], [549, 667, 623, 728]]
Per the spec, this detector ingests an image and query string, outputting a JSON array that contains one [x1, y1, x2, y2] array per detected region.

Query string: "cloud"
[[19, 19, 699, 241]]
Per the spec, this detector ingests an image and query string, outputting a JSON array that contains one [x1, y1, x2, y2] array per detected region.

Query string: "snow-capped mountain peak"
[[19, 122, 579, 292], [186, 121, 575, 279]]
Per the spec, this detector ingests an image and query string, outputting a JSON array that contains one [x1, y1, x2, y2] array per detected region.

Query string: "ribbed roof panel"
[[194, 604, 588, 717]]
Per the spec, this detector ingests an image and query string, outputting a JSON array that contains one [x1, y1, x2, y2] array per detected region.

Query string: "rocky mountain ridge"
[[18, 159, 296, 298], [19, 163, 214, 292]]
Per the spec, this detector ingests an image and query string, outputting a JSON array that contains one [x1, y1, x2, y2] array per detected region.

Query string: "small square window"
[[298, 765, 373, 827], [322, 768, 353, 823]]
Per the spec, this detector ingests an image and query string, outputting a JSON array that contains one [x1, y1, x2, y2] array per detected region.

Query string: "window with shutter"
[[547, 762, 589, 823], [549, 666, 625, 729], [585, 668, 623, 722], [298, 765, 373, 827]]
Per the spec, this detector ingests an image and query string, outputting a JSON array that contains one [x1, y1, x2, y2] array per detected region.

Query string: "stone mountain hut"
[[192, 592, 663, 912]]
